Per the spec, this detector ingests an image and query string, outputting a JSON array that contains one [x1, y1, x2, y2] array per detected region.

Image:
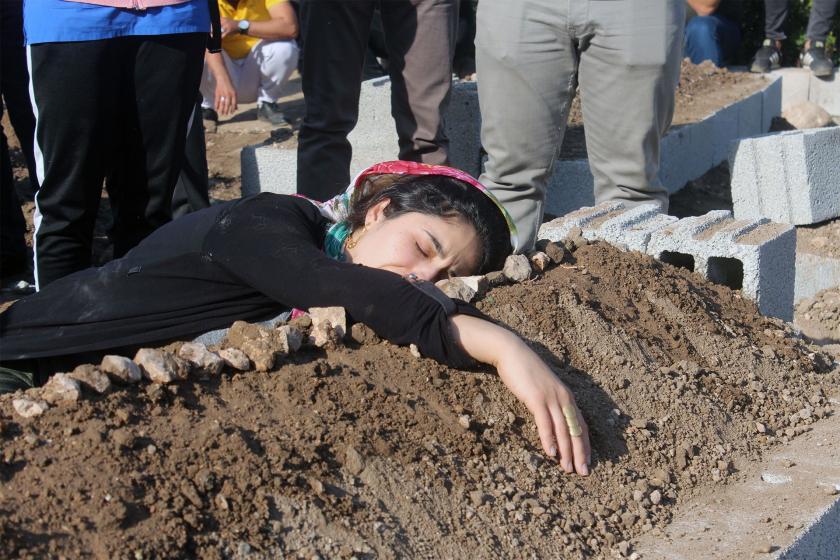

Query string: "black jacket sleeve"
[[207, 194, 487, 368]]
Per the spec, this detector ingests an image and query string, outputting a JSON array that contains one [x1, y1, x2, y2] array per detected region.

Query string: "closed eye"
[[415, 242, 429, 258]]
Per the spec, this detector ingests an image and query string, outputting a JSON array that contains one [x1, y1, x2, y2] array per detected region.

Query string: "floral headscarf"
[[298, 161, 518, 260]]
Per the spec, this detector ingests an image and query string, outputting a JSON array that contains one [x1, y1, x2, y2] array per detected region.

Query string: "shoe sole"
[[812, 67, 834, 78]]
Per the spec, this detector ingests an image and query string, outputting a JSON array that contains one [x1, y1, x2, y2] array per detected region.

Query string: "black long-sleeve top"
[[0, 194, 481, 367]]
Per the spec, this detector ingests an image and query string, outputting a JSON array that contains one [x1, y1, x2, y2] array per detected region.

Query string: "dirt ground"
[[1, 240, 837, 559], [2, 62, 840, 558]]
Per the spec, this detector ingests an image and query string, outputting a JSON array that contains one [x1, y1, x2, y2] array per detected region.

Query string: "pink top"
[[64, 0, 190, 8]]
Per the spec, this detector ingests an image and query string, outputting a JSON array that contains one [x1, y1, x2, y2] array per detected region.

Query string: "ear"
[[364, 198, 391, 226]]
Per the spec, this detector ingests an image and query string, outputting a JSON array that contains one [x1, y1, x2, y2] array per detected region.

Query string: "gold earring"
[[345, 225, 368, 250]]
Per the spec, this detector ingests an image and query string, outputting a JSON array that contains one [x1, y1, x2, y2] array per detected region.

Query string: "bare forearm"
[[242, 17, 297, 40], [205, 52, 230, 83]]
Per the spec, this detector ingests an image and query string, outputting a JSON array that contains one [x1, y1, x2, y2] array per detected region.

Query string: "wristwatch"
[[238, 19, 251, 34]]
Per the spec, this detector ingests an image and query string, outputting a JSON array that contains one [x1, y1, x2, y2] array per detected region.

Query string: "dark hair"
[[345, 174, 512, 274]]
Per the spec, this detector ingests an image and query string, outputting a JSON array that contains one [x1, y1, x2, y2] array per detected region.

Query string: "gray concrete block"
[[240, 143, 297, 197], [808, 69, 840, 115], [592, 204, 678, 252], [779, 497, 840, 560], [712, 102, 740, 164], [794, 252, 840, 303], [348, 78, 483, 178], [544, 160, 595, 217], [537, 202, 624, 243], [537, 202, 676, 253], [770, 68, 811, 111], [730, 127, 840, 225], [736, 87, 764, 140], [647, 211, 796, 320], [241, 77, 483, 198], [659, 124, 694, 193], [762, 75, 783, 132], [540, 205, 795, 319]]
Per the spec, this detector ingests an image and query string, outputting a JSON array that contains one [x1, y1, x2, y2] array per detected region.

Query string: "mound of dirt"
[[1, 241, 836, 559], [796, 286, 840, 347]]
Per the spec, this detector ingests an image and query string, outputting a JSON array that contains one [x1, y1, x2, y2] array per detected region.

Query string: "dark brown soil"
[[1, 241, 836, 559], [560, 59, 769, 160]]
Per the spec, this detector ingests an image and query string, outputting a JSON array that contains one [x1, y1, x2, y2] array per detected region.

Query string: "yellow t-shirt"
[[220, 0, 286, 59]]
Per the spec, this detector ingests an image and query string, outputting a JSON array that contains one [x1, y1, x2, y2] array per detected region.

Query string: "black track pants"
[[27, 33, 205, 288]]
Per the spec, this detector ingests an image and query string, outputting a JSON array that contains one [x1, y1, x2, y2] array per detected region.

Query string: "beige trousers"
[[477, 0, 685, 251]]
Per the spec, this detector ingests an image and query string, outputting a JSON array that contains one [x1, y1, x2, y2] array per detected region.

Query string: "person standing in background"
[[476, 0, 685, 252], [24, 0, 209, 289], [200, 0, 299, 126], [1, 0, 38, 285], [683, 0, 743, 67], [296, 0, 459, 202], [751, 0, 838, 77]]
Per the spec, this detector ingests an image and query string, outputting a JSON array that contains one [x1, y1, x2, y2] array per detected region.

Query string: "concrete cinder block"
[[737, 87, 765, 140], [794, 252, 840, 303], [712, 102, 740, 164], [808, 69, 840, 115], [540, 204, 795, 319], [770, 68, 811, 112], [730, 127, 840, 225], [779, 497, 840, 560], [347, 77, 483, 178], [241, 77, 483, 197], [537, 202, 676, 253], [537, 202, 624, 243], [544, 160, 595, 217], [591, 204, 679, 252], [659, 125, 694, 193], [647, 211, 796, 320], [762, 75, 783, 132], [240, 143, 297, 197]]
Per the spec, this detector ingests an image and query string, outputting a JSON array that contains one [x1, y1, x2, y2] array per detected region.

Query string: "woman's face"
[[346, 199, 481, 282]]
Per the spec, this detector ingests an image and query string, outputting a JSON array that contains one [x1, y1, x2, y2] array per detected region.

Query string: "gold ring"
[[562, 405, 583, 437]]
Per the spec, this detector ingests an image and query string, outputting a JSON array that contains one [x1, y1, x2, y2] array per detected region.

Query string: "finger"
[[570, 409, 590, 476], [533, 407, 559, 460], [549, 403, 574, 473]]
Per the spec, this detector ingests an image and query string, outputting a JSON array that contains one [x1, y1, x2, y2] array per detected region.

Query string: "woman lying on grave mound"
[[0, 161, 590, 475]]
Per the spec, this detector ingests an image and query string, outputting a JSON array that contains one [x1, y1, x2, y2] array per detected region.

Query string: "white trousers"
[[200, 39, 299, 108]]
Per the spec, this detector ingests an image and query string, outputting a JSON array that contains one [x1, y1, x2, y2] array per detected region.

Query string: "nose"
[[412, 261, 447, 283]]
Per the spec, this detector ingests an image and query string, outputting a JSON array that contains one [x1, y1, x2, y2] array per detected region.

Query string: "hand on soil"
[[496, 341, 591, 475], [450, 313, 591, 475]]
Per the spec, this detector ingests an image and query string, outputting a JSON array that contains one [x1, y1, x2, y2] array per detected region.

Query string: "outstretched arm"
[[450, 313, 591, 475]]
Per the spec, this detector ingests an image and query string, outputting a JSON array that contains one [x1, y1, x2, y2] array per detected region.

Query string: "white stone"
[[134, 348, 188, 384], [178, 342, 224, 375], [69, 365, 112, 394], [458, 275, 489, 297], [308, 307, 347, 340], [782, 101, 832, 129], [100, 355, 142, 384], [41, 373, 82, 404], [12, 398, 49, 418], [276, 325, 303, 353], [219, 347, 251, 371], [435, 277, 476, 302], [502, 254, 532, 283]]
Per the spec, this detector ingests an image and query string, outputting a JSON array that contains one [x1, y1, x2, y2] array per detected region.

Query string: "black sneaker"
[[257, 101, 289, 126], [201, 107, 219, 123], [751, 39, 782, 73], [801, 41, 834, 78]]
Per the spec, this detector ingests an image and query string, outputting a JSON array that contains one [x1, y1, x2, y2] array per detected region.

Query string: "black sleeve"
[[207, 194, 487, 368]]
